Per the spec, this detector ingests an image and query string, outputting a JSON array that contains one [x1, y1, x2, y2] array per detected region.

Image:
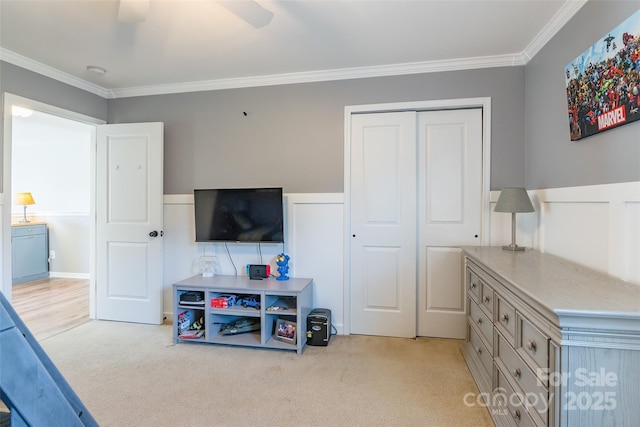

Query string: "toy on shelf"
[[237, 295, 261, 310], [178, 312, 205, 339], [267, 297, 296, 311], [276, 253, 290, 281], [218, 318, 260, 335], [211, 294, 237, 308]]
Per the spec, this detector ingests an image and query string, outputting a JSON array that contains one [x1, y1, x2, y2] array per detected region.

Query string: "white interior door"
[[417, 109, 482, 338], [349, 112, 417, 338], [96, 122, 164, 324]]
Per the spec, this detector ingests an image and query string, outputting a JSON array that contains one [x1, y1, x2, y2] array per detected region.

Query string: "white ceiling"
[[0, 0, 586, 98]]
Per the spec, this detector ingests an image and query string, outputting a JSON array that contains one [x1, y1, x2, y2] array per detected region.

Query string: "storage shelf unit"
[[173, 275, 313, 354], [12, 223, 49, 285], [461, 246, 640, 427]]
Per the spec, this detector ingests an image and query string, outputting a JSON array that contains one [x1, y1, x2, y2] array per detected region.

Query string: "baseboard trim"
[[49, 272, 90, 279]]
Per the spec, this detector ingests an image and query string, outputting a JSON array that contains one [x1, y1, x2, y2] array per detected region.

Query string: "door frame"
[[343, 97, 492, 335], [1, 93, 105, 317]]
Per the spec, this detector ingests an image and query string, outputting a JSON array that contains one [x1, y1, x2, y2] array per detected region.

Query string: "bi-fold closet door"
[[349, 109, 483, 338]]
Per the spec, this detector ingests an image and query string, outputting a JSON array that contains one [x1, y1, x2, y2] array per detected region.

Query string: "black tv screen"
[[194, 188, 284, 243]]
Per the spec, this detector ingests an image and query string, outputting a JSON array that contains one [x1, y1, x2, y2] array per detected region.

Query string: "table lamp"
[[15, 192, 35, 223], [494, 187, 534, 251]]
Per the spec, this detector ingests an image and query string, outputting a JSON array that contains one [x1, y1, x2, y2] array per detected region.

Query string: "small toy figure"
[[276, 253, 290, 281]]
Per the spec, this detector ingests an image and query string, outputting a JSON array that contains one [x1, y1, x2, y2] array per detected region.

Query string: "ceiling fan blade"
[[118, 0, 150, 23], [218, 1, 274, 28]]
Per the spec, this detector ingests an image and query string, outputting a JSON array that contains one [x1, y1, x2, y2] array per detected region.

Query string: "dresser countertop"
[[463, 246, 640, 329]]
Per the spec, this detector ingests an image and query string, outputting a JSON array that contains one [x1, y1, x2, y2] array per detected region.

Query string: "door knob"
[[149, 230, 159, 237]]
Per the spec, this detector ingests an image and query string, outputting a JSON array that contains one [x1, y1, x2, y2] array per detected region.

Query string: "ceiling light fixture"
[[86, 65, 107, 76], [11, 106, 34, 118]]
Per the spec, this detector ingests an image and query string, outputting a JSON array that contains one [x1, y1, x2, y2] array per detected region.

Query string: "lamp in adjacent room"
[[494, 187, 534, 251], [15, 192, 35, 223]]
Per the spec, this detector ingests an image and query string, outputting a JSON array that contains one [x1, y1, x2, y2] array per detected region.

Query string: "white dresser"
[[461, 246, 640, 427]]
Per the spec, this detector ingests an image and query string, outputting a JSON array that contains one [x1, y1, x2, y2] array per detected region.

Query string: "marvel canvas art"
[[565, 9, 640, 141]]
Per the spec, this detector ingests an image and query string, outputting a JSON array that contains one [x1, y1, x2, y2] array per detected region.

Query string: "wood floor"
[[11, 277, 90, 341]]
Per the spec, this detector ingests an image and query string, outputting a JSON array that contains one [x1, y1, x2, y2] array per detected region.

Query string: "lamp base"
[[502, 244, 526, 251], [18, 219, 31, 224]]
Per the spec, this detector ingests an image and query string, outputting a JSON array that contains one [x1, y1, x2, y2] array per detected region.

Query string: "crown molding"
[[1, 0, 584, 99], [522, 0, 588, 61], [110, 53, 527, 98], [0, 48, 113, 98]]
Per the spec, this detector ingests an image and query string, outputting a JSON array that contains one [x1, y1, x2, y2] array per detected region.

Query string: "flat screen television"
[[193, 187, 284, 243]]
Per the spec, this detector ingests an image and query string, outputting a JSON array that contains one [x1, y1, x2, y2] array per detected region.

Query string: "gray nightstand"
[[12, 223, 49, 285]]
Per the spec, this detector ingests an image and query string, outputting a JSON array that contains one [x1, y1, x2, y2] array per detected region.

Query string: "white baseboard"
[[49, 272, 90, 279]]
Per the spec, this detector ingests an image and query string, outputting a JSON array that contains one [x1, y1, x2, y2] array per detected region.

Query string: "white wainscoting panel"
[[286, 194, 344, 333], [625, 202, 640, 283], [491, 182, 640, 285], [540, 201, 610, 273], [163, 195, 200, 319], [163, 193, 345, 331]]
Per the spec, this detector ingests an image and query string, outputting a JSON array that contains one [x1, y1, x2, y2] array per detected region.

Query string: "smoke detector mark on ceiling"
[[86, 66, 107, 76]]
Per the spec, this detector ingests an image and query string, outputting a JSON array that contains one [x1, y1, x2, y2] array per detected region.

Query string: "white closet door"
[[349, 112, 417, 338], [417, 109, 483, 338], [349, 108, 483, 339]]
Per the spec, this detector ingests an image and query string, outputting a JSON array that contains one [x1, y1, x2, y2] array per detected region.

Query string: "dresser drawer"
[[12, 223, 46, 237], [496, 294, 516, 345], [518, 314, 549, 373], [495, 370, 537, 427], [469, 297, 493, 351], [496, 333, 549, 425], [480, 281, 494, 316], [467, 269, 481, 302], [469, 324, 493, 378]]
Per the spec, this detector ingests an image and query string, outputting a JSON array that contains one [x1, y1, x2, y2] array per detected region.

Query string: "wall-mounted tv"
[[194, 188, 284, 243]]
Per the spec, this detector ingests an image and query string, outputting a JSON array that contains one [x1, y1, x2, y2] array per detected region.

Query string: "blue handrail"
[[0, 291, 98, 426]]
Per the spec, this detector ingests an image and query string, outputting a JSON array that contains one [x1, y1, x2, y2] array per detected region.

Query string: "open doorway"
[[10, 109, 93, 339], [2, 93, 105, 338]]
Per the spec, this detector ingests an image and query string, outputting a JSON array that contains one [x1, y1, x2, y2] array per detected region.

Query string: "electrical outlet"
[[49, 250, 56, 259]]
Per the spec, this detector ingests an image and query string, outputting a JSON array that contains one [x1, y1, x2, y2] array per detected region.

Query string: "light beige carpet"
[[41, 321, 493, 427]]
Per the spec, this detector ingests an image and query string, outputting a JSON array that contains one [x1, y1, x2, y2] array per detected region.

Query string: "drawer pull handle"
[[477, 318, 483, 324], [484, 296, 491, 303], [475, 347, 482, 354], [512, 368, 521, 378], [526, 340, 537, 353], [470, 282, 477, 289], [501, 314, 509, 323], [513, 409, 521, 421]]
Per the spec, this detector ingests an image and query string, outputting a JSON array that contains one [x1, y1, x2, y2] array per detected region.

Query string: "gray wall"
[[6, 2, 638, 194], [1, 59, 526, 194], [108, 67, 526, 193], [525, 1, 640, 189]]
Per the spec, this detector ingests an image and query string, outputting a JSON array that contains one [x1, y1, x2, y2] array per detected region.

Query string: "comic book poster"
[[565, 9, 640, 141]]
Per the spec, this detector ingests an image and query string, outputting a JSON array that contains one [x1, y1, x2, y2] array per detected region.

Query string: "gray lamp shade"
[[494, 187, 534, 213]]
